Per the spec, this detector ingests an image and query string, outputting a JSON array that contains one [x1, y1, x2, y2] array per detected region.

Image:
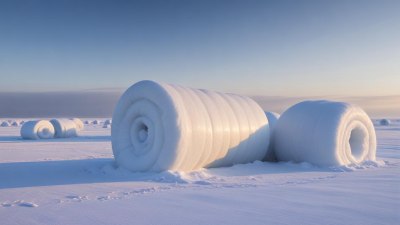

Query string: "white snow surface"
[[273, 101, 376, 166], [104, 119, 112, 125], [112, 80, 270, 172], [0, 118, 399, 225], [20, 120, 55, 140]]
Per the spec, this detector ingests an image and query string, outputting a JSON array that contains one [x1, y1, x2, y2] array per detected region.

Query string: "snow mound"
[[50, 119, 79, 138], [20, 120, 55, 140], [70, 118, 84, 130], [273, 100, 376, 166], [379, 119, 391, 126], [112, 80, 270, 172], [1, 121, 10, 127]]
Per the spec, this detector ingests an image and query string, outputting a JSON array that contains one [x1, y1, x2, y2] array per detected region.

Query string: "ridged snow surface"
[[112, 80, 270, 172], [273, 100, 376, 166], [70, 118, 84, 130], [50, 119, 79, 138]]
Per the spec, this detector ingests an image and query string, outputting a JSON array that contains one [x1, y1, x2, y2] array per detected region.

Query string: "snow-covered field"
[[0, 119, 399, 225]]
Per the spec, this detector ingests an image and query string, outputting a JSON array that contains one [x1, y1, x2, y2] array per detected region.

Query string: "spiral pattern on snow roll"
[[112, 80, 270, 172], [273, 100, 376, 166], [20, 120, 55, 140]]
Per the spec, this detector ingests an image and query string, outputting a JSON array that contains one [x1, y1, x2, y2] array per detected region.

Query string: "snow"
[[104, 119, 112, 125], [20, 120, 55, 140], [0, 121, 10, 127], [264, 112, 280, 162], [273, 101, 376, 166], [50, 119, 79, 138], [380, 119, 391, 126], [70, 118, 84, 130], [0, 119, 399, 225], [112, 80, 270, 172]]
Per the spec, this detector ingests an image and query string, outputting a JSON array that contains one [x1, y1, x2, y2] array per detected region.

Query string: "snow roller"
[[111, 80, 271, 172]]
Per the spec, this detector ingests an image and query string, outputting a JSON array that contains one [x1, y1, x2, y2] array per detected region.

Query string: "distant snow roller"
[[50, 119, 79, 138], [273, 100, 376, 166], [112, 80, 270, 172], [21, 120, 55, 140]]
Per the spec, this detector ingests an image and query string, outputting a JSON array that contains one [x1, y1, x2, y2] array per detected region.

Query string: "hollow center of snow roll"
[[138, 123, 149, 143], [42, 128, 50, 136], [130, 117, 152, 150], [349, 127, 366, 160]]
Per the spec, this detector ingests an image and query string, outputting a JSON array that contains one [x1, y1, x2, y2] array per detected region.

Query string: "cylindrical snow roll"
[[50, 119, 79, 138], [1, 121, 10, 127], [273, 100, 376, 166], [104, 119, 112, 125], [112, 80, 270, 172], [20, 120, 55, 140], [379, 119, 391, 126], [70, 118, 84, 130]]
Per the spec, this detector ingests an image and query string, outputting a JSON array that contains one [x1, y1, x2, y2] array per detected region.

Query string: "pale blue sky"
[[0, 0, 399, 96]]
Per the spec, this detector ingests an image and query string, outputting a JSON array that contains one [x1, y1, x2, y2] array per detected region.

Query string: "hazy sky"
[[0, 0, 399, 117], [1, 0, 399, 96]]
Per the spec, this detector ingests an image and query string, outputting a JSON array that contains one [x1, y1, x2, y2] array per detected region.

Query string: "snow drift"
[[20, 120, 55, 140], [50, 119, 79, 138], [112, 80, 270, 172], [273, 100, 376, 166]]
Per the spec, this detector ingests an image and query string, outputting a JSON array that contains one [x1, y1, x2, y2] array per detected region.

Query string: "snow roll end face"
[[337, 105, 377, 165], [111, 80, 181, 172], [274, 100, 377, 167], [20, 120, 55, 140]]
